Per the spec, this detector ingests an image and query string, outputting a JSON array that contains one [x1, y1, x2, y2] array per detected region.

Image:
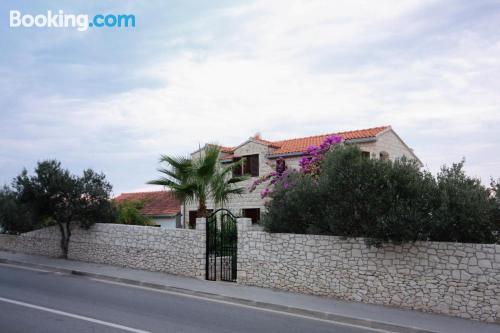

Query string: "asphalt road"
[[0, 264, 385, 333]]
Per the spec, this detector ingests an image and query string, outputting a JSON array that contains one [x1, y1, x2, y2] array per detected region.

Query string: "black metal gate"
[[206, 209, 237, 282]]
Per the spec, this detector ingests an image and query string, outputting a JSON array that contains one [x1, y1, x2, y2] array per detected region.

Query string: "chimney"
[[253, 132, 262, 140]]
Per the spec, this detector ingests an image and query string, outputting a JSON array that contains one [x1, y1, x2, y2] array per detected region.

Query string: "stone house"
[[114, 191, 181, 229], [183, 126, 421, 228]]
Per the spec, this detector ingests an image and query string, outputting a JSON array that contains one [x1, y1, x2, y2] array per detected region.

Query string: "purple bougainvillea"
[[249, 134, 342, 198], [299, 134, 342, 177]]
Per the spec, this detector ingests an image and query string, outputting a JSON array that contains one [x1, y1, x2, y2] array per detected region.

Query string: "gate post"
[[195, 218, 206, 231], [236, 218, 251, 283], [195, 218, 207, 279], [237, 217, 252, 231]]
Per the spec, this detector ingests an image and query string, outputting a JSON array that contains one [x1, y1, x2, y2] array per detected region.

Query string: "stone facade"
[[185, 141, 275, 224], [184, 128, 421, 225], [356, 130, 420, 162], [237, 229, 500, 323], [0, 223, 206, 278]]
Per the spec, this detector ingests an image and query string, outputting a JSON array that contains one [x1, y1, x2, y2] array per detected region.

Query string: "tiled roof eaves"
[[267, 137, 377, 158], [267, 151, 304, 159], [114, 191, 180, 216], [147, 213, 179, 217], [343, 137, 377, 144]]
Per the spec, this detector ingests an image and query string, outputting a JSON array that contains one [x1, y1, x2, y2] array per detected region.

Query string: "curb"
[[0, 257, 438, 333]]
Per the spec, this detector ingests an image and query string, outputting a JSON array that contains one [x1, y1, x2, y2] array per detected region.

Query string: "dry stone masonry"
[[70, 224, 205, 277], [237, 230, 500, 323], [1, 222, 499, 322], [0, 231, 62, 257], [0, 223, 206, 278]]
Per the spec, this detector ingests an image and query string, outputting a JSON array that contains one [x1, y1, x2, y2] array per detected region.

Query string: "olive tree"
[[0, 186, 36, 234], [13, 160, 115, 258]]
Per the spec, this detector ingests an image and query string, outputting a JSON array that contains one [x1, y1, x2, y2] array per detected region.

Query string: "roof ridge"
[[270, 125, 390, 144], [117, 190, 172, 196], [215, 126, 391, 156], [253, 137, 281, 147]]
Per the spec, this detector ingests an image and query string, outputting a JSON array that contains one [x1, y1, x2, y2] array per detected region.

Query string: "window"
[[243, 208, 261, 224], [275, 158, 287, 175], [233, 154, 259, 177], [188, 211, 197, 229], [188, 209, 213, 229], [379, 151, 389, 161], [246, 154, 259, 177], [361, 151, 370, 159]]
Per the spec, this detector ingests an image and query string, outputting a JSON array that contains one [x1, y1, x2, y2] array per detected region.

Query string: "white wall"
[[151, 217, 177, 229]]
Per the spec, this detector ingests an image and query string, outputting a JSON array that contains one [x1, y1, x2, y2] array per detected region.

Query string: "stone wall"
[[70, 224, 205, 277], [0, 230, 62, 257], [237, 229, 500, 323], [2, 221, 499, 322], [0, 223, 206, 278]]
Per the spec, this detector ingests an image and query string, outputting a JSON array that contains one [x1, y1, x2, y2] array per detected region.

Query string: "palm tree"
[[211, 160, 247, 209], [148, 145, 247, 220]]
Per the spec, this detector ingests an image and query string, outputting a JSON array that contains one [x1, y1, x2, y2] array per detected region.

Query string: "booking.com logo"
[[9, 10, 136, 31]]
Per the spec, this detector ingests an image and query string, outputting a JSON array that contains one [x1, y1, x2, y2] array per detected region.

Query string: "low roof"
[[114, 191, 180, 217], [220, 126, 390, 159]]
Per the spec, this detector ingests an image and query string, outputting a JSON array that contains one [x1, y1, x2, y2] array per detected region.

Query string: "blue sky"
[[1, 0, 499, 195]]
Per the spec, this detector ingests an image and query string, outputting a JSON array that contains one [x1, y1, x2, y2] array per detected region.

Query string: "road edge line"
[[0, 257, 438, 333]]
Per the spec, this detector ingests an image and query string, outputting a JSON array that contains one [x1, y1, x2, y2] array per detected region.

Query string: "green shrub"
[[0, 186, 38, 234], [262, 145, 499, 245], [491, 179, 500, 234], [261, 172, 320, 234], [114, 200, 153, 226], [430, 162, 497, 243]]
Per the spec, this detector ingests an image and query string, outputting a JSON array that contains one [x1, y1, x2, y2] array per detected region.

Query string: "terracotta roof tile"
[[220, 154, 234, 161], [220, 146, 234, 153], [253, 137, 281, 148], [114, 191, 180, 216], [270, 126, 389, 156], [218, 126, 390, 158]]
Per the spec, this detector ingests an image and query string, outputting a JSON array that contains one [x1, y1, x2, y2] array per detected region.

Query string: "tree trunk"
[[57, 222, 71, 259], [182, 202, 186, 228], [198, 199, 208, 218]]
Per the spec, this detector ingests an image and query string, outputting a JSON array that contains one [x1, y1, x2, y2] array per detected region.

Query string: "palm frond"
[[147, 178, 177, 187], [196, 145, 219, 180], [156, 168, 183, 181], [150, 145, 247, 211]]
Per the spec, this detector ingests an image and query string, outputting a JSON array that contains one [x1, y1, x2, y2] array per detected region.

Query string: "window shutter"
[[250, 155, 259, 177], [244, 156, 251, 175], [188, 211, 197, 229], [233, 158, 242, 176]]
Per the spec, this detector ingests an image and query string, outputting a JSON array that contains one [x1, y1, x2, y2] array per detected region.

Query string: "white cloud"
[[3, 0, 500, 192]]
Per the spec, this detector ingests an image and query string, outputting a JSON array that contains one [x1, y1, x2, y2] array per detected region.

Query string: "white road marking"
[[0, 263, 400, 333], [90, 278, 399, 333], [0, 296, 152, 333], [0, 263, 51, 273]]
